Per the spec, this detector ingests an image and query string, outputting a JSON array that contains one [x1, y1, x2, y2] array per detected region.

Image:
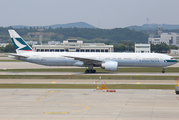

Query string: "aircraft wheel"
[[92, 70, 96, 73], [85, 69, 96, 73], [162, 70, 165, 73], [85, 70, 89, 73]]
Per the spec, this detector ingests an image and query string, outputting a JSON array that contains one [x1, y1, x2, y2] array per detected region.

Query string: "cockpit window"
[[171, 58, 174, 60]]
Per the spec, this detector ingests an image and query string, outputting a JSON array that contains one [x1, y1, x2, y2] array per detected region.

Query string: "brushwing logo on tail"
[[11, 37, 32, 51], [13, 37, 26, 50]]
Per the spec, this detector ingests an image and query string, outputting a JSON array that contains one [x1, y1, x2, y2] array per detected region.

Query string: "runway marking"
[[137, 82, 140, 84], [44, 104, 90, 114], [52, 82, 56, 84], [45, 112, 68, 114], [70, 104, 90, 113], [34, 92, 53, 103], [1, 73, 4, 75], [176, 97, 179, 101], [136, 74, 139, 75], [14, 89, 18, 91], [34, 90, 61, 103], [69, 73, 72, 75]]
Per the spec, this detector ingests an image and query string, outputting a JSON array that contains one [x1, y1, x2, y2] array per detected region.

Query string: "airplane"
[[8, 29, 177, 73]]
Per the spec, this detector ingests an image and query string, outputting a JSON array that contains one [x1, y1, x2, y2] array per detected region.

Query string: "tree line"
[[0, 27, 178, 53], [0, 27, 149, 44]]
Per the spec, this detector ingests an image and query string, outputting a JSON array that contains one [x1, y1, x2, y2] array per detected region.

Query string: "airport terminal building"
[[32, 39, 113, 52], [148, 32, 179, 46], [135, 44, 151, 53]]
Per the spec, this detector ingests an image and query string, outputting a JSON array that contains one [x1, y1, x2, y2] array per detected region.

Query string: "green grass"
[[0, 84, 174, 89], [1, 67, 179, 72], [0, 56, 8, 57], [0, 60, 23, 62], [23, 36, 50, 41], [0, 75, 178, 80]]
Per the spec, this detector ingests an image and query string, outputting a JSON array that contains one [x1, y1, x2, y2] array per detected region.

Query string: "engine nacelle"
[[101, 61, 118, 71]]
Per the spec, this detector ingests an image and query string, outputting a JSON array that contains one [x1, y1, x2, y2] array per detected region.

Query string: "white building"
[[170, 49, 179, 54], [148, 32, 179, 46], [48, 41, 60, 45], [26, 41, 38, 45], [33, 39, 113, 52], [135, 44, 150, 53]]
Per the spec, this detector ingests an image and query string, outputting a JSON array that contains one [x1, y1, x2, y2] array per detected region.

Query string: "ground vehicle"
[[175, 79, 179, 94]]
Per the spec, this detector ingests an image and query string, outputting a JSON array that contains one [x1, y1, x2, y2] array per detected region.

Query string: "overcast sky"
[[0, 0, 179, 29]]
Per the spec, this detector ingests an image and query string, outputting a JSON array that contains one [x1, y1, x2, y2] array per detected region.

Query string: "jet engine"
[[101, 61, 118, 71]]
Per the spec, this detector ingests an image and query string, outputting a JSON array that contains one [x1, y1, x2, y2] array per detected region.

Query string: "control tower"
[[157, 26, 162, 36], [38, 29, 44, 45]]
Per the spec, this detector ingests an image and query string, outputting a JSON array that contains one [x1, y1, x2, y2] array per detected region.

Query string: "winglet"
[[8, 30, 33, 54]]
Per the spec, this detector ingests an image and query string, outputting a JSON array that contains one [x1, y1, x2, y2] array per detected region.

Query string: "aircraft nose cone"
[[173, 59, 178, 63], [166, 60, 178, 62]]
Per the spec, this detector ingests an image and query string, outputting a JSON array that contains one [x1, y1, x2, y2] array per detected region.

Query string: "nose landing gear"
[[162, 67, 166, 73], [162, 70, 165, 73]]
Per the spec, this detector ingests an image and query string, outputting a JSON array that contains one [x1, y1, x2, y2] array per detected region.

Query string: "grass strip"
[[0, 56, 8, 57], [1, 67, 179, 72], [0, 60, 23, 62], [0, 84, 174, 89], [0, 75, 179, 80]]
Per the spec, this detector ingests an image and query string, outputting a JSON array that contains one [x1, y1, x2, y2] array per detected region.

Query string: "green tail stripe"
[[11, 38, 32, 50]]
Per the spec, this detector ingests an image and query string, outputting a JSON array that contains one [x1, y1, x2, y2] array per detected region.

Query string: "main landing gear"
[[85, 64, 96, 73], [85, 69, 96, 73]]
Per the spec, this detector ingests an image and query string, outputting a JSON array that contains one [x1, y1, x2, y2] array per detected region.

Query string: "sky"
[[1, 0, 179, 29]]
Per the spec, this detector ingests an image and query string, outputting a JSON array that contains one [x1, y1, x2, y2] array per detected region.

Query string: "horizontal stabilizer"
[[8, 53, 29, 58]]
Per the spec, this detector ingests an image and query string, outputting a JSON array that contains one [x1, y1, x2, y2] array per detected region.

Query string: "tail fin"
[[8, 30, 33, 53]]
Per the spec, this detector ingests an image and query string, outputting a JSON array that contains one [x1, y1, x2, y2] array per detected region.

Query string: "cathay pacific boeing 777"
[[8, 30, 177, 73]]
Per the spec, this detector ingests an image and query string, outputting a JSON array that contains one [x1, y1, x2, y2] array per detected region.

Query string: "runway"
[[0, 62, 70, 69], [1, 61, 179, 69], [0, 79, 175, 85], [0, 89, 179, 120], [1, 71, 179, 76]]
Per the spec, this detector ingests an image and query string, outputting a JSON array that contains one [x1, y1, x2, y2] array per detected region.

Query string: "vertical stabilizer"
[[8, 30, 33, 53]]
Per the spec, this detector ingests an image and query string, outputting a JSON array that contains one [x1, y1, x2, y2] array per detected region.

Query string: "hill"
[[127, 24, 179, 30], [0, 27, 149, 44], [11, 22, 97, 29]]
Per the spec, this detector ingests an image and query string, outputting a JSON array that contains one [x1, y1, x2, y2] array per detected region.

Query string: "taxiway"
[[0, 79, 175, 85], [1, 71, 179, 76], [0, 89, 179, 120]]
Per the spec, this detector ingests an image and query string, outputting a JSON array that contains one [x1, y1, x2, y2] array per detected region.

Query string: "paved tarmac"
[[0, 89, 179, 120], [0, 62, 68, 69], [0, 57, 13, 60], [1, 71, 179, 76], [0, 79, 176, 85], [1, 62, 179, 69]]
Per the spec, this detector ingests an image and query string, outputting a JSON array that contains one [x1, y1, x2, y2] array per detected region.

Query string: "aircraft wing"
[[8, 53, 29, 58], [64, 55, 103, 65]]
